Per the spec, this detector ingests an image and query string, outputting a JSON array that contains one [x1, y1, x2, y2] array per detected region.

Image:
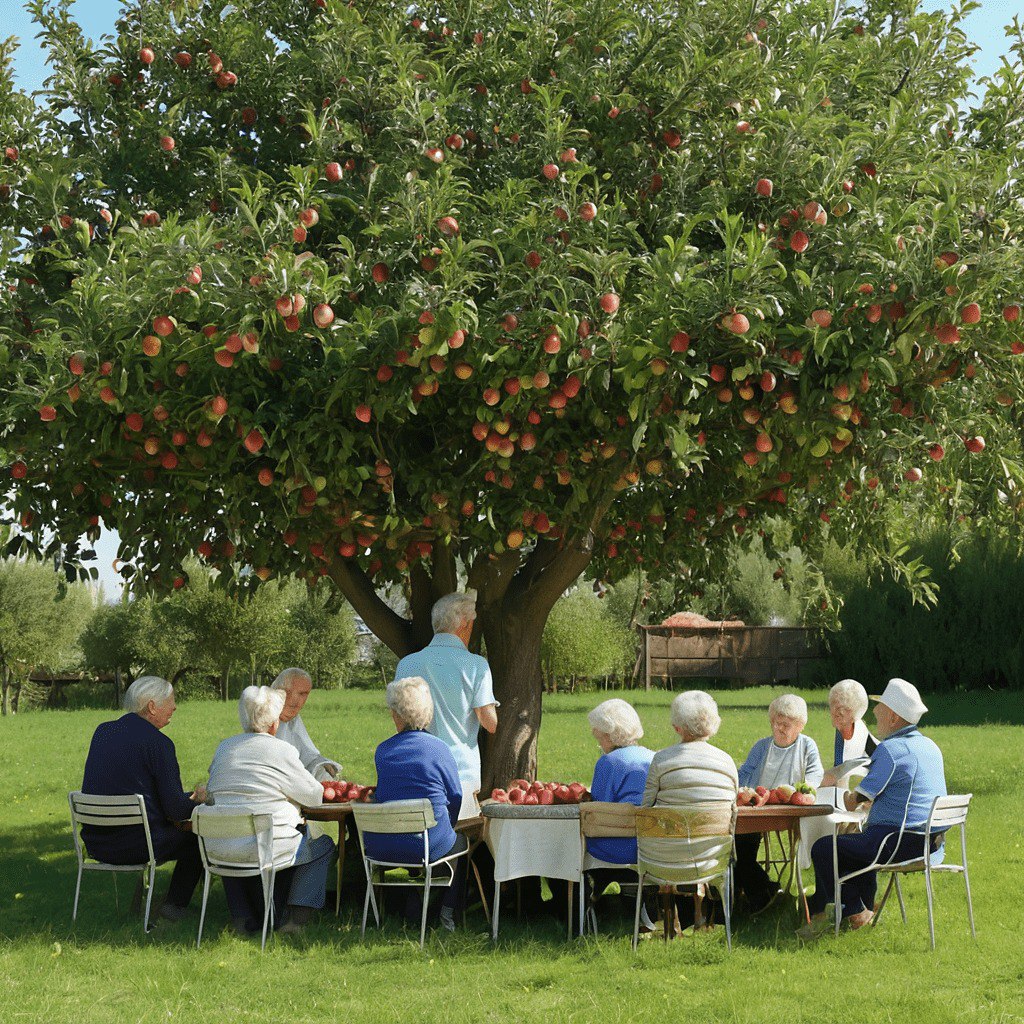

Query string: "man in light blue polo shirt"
[[393, 591, 498, 818], [800, 678, 947, 939]]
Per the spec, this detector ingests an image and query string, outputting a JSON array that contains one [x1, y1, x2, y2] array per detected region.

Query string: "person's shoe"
[[439, 907, 456, 933], [156, 901, 187, 923], [848, 908, 874, 930], [795, 915, 833, 943], [277, 905, 315, 935], [230, 917, 259, 937]]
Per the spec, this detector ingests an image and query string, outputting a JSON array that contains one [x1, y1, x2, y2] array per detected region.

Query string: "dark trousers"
[[84, 828, 203, 909], [734, 832, 775, 905], [223, 868, 295, 929], [808, 826, 930, 918]]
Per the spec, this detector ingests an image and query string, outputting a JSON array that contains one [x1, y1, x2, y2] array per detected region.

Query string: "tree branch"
[[327, 559, 415, 657], [408, 562, 437, 650]]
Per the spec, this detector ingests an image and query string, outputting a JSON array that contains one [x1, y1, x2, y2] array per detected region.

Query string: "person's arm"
[[737, 739, 763, 789], [288, 717, 342, 778], [473, 663, 499, 734], [278, 743, 325, 808], [440, 747, 463, 825], [149, 736, 197, 823], [850, 744, 894, 810], [590, 755, 612, 802], [803, 737, 825, 788]]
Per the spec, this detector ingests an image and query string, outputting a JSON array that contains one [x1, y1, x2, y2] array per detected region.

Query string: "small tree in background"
[[542, 587, 634, 691], [276, 585, 357, 689], [3, 1, 1024, 781]]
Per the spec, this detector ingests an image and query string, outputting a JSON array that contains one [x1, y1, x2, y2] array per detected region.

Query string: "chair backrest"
[[635, 802, 737, 886], [191, 806, 276, 873], [69, 791, 147, 828], [927, 794, 972, 833], [351, 799, 436, 836], [579, 801, 638, 839]]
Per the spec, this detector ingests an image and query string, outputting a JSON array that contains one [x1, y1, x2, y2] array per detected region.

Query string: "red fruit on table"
[[538, 790, 554, 805], [790, 792, 815, 806], [567, 783, 586, 802], [511, 779, 529, 791], [530, 780, 546, 793], [508, 788, 525, 805], [323, 787, 336, 801], [523, 793, 540, 805], [491, 788, 509, 803]]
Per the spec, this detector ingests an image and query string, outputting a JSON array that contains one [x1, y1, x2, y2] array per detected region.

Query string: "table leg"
[[335, 819, 346, 916], [792, 825, 810, 924], [567, 881, 573, 941]]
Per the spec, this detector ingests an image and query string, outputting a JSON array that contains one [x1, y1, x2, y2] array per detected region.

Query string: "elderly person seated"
[[364, 676, 466, 932], [206, 686, 335, 936], [735, 693, 824, 912], [800, 678, 947, 939], [799, 679, 878, 869], [642, 691, 738, 930], [80, 676, 205, 922], [271, 667, 343, 781]]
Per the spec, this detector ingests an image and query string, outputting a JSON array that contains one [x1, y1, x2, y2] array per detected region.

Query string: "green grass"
[[1, 687, 1023, 1024]]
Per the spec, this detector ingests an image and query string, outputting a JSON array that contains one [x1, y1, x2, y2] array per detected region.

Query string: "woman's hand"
[[191, 784, 208, 803], [820, 770, 837, 788]]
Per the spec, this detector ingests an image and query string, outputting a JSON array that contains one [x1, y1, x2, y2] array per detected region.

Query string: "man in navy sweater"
[[81, 677, 204, 919]]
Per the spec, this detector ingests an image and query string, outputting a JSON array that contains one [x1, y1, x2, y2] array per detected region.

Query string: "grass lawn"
[[1, 686, 1022, 1024]]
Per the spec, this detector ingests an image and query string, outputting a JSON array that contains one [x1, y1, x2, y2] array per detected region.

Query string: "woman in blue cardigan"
[[80, 676, 206, 920], [735, 694, 824, 912]]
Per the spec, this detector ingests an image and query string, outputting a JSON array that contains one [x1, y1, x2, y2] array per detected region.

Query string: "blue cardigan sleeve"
[[738, 738, 766, 788], [147, 734, 194, 823], [440, 745, 463, 824], [590, 754, 615, 802]]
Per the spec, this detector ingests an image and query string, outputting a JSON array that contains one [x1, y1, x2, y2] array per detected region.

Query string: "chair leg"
[[577, 875, 585, 938], [112, 872, 119, 912], [567, 881, 574, 941], [72, 863, 83, 922], [196, 871, 211, 949], [491, 880, 501, 942], [631, 874, 644, 951], [335, 821, 345, 917], [723, 870, 733, 952], [420, 868, 431, 949], [260, 870, 275, 952], [874, 875, 895, 927], [143, 863, 156, 934], [925, 862, 936, 951], [961, 830, 976, 941], [360, 873, 372, 939], [894, 875, 908, 924], [470, 856, 490, 926]]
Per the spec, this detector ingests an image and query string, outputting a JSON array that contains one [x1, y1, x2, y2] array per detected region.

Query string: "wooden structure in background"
[[641, 624, 825, 689]]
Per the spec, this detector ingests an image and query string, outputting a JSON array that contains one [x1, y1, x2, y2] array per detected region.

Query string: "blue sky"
[[5, 1, 1022, 597]]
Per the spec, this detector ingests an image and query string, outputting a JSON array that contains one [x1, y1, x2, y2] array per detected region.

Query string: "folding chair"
[[632, 802, 737, 951], [353, 799, 471, 949], [68, 791, 158, 934], [871, 794, 975, 950], [192, 806, 284, 951], [578, 801, 638, 936]]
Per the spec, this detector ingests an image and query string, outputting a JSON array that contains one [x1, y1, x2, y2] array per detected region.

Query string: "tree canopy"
[[3, 0, 1023, 777]]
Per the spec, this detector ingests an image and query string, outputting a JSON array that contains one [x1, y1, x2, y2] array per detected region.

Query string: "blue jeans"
[[808, 826, 930, 918]]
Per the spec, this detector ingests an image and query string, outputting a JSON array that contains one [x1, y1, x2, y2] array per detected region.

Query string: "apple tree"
[[3, 0, 1024, 783]]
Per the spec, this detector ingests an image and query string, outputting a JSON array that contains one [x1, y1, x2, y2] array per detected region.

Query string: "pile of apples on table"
[[736, 782, 817, 807], [489, 780, 591, 806], [321, 779, 375, 803]]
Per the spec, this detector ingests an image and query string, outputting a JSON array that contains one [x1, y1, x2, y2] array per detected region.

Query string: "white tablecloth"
[[798, 786, 867, 868], [486, 817, 582, 883]]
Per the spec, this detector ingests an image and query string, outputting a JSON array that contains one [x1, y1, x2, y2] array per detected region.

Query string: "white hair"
[[386, 676, 434, 731], [769, 693, 808, 724], [671, 690, 721, 739], [588, 699, 644, 748], [431, 591, 477, 634], [238, 685, 286, 733], [829, 679, 869, 720], [124, 676, 173, 714], [271, 667, 312, 692]]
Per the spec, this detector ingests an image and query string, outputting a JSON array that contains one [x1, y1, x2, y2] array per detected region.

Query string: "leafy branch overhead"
[[1, 0, 1023, 640]]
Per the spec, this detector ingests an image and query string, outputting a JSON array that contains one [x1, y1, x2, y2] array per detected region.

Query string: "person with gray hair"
[[393, 590, 498, 819], [823, 679, 877, 776], [271, 667, 343, 781], [735, 692, 824, 912], [80, 676, 206, 921], [640, 691, 738, 932], [206, 685, 335, 935], [365, 677, 467, 932]]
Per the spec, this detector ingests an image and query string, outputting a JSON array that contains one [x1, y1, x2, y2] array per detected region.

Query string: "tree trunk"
[[477, 600, 548, 792], [1, 667, 12, 717], [114, 667, 124, 709], [219, 668, 229, 702]]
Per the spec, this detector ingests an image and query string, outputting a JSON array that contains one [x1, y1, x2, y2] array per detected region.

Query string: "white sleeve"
[[284, 716, 341, 776]]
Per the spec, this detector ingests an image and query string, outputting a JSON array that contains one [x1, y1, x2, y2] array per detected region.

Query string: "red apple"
[[436, 216, 460, 237], [790, 231, 810, 253], [964, 435, 985, 453], [541, 162, 559, 180], [159, 135, 175, 152], [371, 262, 390, 283], [755, 178, 773, 197], [961, 302, 981, 324], [153, 316, 175, 337], [1003, 304, 1020, 323], [313, 303, 335, 328], [599, 292, 620, 314], [928, 443, 945, 461], [325, 161, 343, 182], [523, 792, 539, 805]]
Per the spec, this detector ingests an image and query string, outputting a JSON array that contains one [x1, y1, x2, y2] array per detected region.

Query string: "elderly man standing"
[[799, 678, 947, 939], [393, 592, 498, 818], [271, 668, 343, 782]]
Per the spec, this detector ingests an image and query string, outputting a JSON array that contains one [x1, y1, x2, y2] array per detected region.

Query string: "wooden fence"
[[641, 625, 825, 689]]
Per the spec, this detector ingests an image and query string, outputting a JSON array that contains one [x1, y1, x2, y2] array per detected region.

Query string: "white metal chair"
[[870, 794, 975, 949], [192, 806, 284, 951], [631, 802, 737, 951], [352, 799, 470, 949], [68, 791, 158, 934], [578, 801, 639, 936]]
